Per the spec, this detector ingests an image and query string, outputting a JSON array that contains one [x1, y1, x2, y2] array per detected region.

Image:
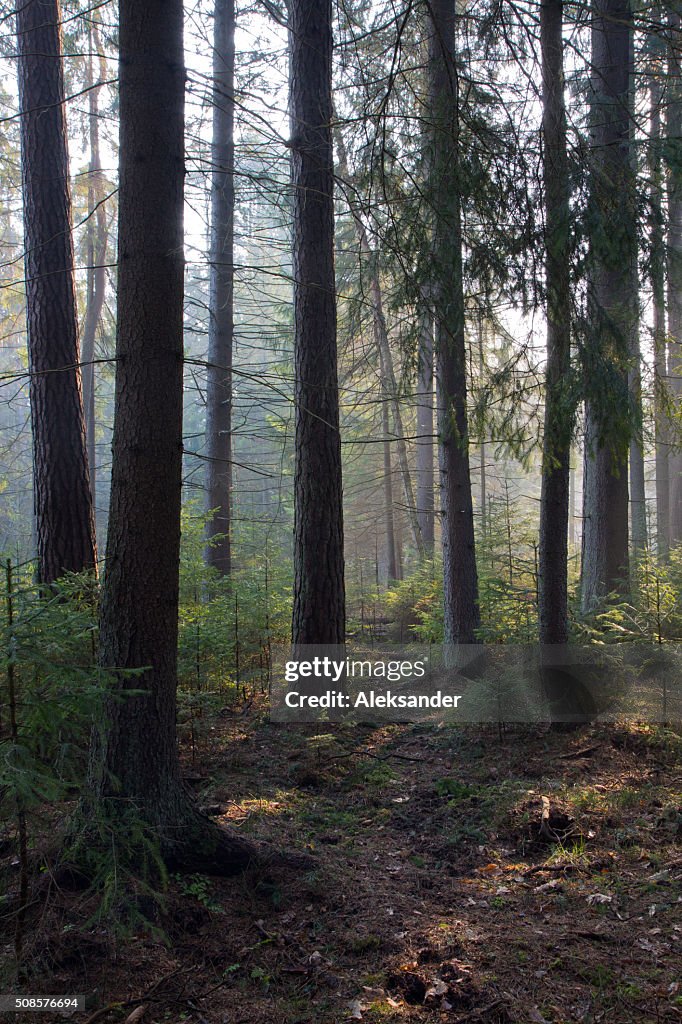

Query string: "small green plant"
[[434, 777, 472, 800], [174, 873, 224, 913]]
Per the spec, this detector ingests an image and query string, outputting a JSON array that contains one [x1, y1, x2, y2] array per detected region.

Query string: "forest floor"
[[2, 707, 681, 1024]]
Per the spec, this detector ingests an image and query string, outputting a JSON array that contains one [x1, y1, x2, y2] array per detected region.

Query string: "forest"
[[0, 0, 681, 1021]]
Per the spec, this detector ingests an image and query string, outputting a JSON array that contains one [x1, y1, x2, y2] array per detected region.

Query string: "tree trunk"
[[205, 0, 235, 576], [80, 20, 108, 529], [538, 0, 572, 644], [628, 29, 647, 557], [416, 304, 435, 554], [428, 0, 480, 644], [379, 349, 398, 581], [667, 9, 682, 548], [629, 331, 648, 557], [580, 0, 633, 613], [290, 0, 345, 644], [651, 69, 669, 559], [90, 0, 255, 874], [16, 0, 97, 584]]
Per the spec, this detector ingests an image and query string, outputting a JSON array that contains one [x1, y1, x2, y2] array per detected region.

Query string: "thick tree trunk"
[[538, 0, 572, 644], [290, 0, 345, 644], [81, 22, 108, 527], [91, 0, 255, 873], [651, 72, 670, 559], [667, 9, 682, 548], [205, 0, 235, 576], [16, 0, 97, 584], [428, 0, 480, 645], [580, 0, 633, 613], [416, 305, 435, 555]]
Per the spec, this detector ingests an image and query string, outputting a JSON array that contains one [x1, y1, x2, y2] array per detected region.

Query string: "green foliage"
[[382, 497, 543, 643], [0, 562, 163, 949], [0, 567, 105, 813], [68, 800, 168, 937], [178, 501, 291, 698], [576, 547, 682, 643], [173, 872, 224, 914]]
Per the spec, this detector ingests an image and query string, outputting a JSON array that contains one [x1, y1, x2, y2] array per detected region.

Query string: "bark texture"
[[538, 0, 572, 644], [16, 0, 97, 583], [428, 0, 480, 644], [290, 0, 345, 644], [92, 0, 254, 873], [580, 0, 633, 613], [205, 0, 235, 576]]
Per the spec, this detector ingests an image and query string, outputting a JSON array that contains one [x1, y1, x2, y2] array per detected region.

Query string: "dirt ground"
[[2, 708, 681, 1024]]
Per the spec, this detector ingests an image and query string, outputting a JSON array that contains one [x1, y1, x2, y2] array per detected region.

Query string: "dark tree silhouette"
[[91, 0, 254, 872], [428, 0, 480, 644], [538, 0, 572, 644], [16, 0, 97, 583], [290, 0, 345, 644]]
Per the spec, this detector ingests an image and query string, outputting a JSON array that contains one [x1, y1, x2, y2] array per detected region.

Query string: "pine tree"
[[538, 0, 572, 644], [90, 0, 254, 872], [290, 0, 345, 644], [205, 0, 235, 576], [16, 0, 97, 583], [580, 0, 634, 612], [428, 0, 480, 644]]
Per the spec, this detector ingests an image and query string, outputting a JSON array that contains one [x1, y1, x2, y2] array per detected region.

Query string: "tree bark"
[[538, 0, 572, 644], [205, 0, 235, 576], [290, 0, 345, 644], [580, 0, 633, 613], [90, 0, 255, 873], [667, 8, 682, 548], [16, 0, 97, 584], [428, 0, 480, 644]]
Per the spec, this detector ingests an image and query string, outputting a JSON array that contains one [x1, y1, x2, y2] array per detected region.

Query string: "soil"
[[1, 706, 681, 1024]]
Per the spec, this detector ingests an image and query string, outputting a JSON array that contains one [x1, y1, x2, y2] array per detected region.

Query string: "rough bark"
[[538, 0, 572, 644], [16, 0, 97, 584], [428, 0, 480, 645], [290, 0, 345, 644], [90, 0, 255, 873], [416, 304, 435, 555], [580, 0, 633, 613], [205, 0, 235, 576], [667, 8, 682, 548]]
